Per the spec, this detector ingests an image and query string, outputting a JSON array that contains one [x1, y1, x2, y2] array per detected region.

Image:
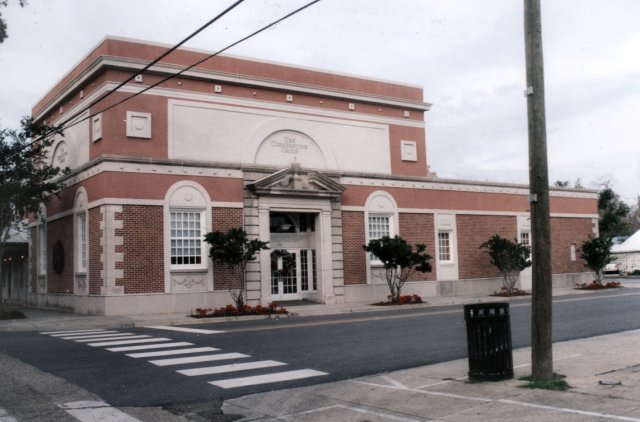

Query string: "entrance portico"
[[246, 164, 346, 305]]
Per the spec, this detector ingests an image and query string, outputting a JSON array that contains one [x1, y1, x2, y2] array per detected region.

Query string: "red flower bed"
[[575, 281, 622, 290], [192, 301, 288, 318], [373, 294, 424, 306]]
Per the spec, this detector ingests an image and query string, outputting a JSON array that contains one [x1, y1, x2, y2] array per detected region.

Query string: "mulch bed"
[[0, 310, 26, 320], [490, 289, 530, 297], [575, 281, 622, 290]]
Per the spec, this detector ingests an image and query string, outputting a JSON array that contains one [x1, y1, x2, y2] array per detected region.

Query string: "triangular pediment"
[[247, 165, 345, 199]]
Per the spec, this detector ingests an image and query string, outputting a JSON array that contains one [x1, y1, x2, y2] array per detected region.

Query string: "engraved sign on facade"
[[270, 135, 309, 154], [255, 130, 327, 169]]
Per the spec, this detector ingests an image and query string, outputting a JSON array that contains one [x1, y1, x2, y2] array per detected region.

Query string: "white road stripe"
[[106, 342, 194, 352], [0, 406, 18, 422], [149, 353, 249, 366], [147, 325, 224, 334], [43, 329, 109, 335], [178, 360, 286, 376], [211, 369, 328, 389], [75, 335, 151, 343], [88, 338, 171, 347], [58, 400, 140, 422], [126, 347, 219, 358], [58, 331, 127, 340]]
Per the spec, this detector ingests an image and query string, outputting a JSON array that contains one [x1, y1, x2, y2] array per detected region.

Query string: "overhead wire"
[[18, 0, 322, 157], [19, 0, 245, 152]]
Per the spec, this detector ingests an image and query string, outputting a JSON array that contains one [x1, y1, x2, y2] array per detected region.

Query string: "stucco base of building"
[[27, 290, 238, 316], [27, 272, 594, 315], [344, 272, 594, 304]]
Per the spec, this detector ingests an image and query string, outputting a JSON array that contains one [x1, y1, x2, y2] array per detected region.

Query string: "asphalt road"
[[2, 288, 640, 410]]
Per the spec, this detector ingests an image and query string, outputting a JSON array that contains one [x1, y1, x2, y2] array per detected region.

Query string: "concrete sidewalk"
[[224, 329, 640, 421]]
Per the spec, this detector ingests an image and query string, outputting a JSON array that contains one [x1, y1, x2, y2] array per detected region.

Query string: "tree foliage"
[[0, 116, 68, 311], [480, 234, 531, 293], [203, 228, 269, 308], [0, 0, 26, 44], [578, 236, 613, 286], [363, 235, 432, 302], [598, 186, 632, 239]]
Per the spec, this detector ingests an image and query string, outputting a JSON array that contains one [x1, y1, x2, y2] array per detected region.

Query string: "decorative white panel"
[[92, 113, 102, 142], [400, 140, 417, 162], [126, 111, 152, 139]]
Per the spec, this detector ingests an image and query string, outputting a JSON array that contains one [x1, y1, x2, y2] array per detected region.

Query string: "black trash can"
[[464, 302, 513, 381]]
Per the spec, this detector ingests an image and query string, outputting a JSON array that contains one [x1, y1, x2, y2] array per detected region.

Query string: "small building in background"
[[611, 230, 640, 274], [1, 225, 29, 303], [29, 37, 598, 315]]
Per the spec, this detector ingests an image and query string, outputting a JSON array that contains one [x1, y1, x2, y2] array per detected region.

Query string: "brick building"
[[29, 37, 598, 315]]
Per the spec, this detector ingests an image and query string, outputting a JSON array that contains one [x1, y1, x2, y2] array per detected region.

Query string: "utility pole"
[[524, 0, 553, 380]]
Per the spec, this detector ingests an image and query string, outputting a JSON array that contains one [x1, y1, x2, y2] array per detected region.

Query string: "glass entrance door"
[[270, 249, 316, 300]]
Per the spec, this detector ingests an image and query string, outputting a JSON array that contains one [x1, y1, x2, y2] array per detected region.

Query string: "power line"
[[19, 0, 322, 157], [20, 0, 245, 153]]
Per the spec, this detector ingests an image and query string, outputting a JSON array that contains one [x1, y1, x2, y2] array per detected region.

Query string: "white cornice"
[[340, 176, 599, 199], [341, 206, 597, 219], [35, 54, 431, 121], [63, 157, 243, 187]]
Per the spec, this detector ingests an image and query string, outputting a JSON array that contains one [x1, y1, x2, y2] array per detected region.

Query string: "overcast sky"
[[1, 0, 639, 202]]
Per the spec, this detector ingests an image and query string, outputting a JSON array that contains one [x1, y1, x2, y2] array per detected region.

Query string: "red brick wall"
[[117, 205, 164, 294], [457, 215, 517, 280], [399, 213, 437, 281], [88, 207, 103, 295], [47, 216, 74, 293], [342, 211, 367, 285], [551, 217, 594, 274], [212, 207, 244, 290]]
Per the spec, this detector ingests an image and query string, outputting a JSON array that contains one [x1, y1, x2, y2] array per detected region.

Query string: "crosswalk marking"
[[210, 369, 328, 389], [76, 335, 152, 343], [60, 332, 137, 340], [41, 329, 331, 391], [88, 338, 171, 347], [126, 347, 219, 358], [58, 400, 141, 422], [149, 352, 249, 367], [42, 329, 110, 335], [178, 360, 286, 376], [106, 342, 194, 352], [147, 325, 225, 335]]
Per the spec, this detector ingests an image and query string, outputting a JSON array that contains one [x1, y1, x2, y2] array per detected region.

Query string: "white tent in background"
[[611, 230, 640, 274]]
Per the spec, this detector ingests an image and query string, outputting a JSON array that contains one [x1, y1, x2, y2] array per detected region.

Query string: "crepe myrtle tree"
[[203, 228, 269, 309], [579, 236, 613, 286], [480, 234, 531, 294], [363, 235, 432, 303], [0, 117, 69, 313]]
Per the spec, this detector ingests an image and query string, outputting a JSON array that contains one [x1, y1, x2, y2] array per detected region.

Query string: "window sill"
[[170, 267, 208, 273]]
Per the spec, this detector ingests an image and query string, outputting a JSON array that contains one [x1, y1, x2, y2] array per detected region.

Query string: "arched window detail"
[[364, 191, 398, 266], [164, 181, 211, 271]]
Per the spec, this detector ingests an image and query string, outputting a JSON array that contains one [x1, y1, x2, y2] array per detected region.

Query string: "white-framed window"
[[369, 214, 392, 240], [365, 191, 398, 268], [38, 219, 47, 276], [519, 231, 531, 247], [75, 212, 88, 273], [170, 209, 205, 268], [368, 214, 394, 264], [438, 231, 452, 262]]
